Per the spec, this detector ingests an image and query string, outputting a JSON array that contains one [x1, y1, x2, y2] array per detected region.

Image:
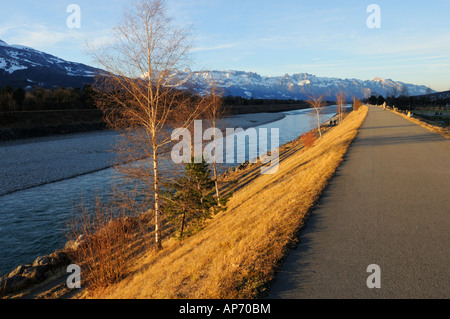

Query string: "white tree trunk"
[[153, 146, 162, 250]]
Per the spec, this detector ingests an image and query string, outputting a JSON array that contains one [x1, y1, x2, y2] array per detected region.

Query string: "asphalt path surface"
[[269, 106, 449, 299]]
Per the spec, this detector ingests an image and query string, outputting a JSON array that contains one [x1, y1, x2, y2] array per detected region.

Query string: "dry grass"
[[80, 105, 368, 299], [353, 98, 364, 111], [66, 196, 142, 290], [384, 106, 450, 139]]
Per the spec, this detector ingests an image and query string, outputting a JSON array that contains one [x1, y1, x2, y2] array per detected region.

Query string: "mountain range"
[[178, 70, 435, 101], [0, 39, 436, 100], [0, 39, 100, 89]]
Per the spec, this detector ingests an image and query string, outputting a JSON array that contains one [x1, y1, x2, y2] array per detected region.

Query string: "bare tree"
[[353, 96, 363, 111], [89, 0, 205, 250], [336, 91, 345, 124], [202, 74, 228, 206], [307, 95, 326, 138]]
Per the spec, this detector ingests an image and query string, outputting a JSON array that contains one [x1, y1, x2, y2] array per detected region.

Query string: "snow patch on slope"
[[176, 70, 434, 100]]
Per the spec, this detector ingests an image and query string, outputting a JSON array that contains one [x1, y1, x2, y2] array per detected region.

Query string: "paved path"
[[269, 106, 450, 298]]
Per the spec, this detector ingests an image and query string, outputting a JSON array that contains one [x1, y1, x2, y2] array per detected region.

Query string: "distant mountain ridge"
[[0, 39, 436, 101], [0, 39, 101, 89], [177, 70, 435, 101]]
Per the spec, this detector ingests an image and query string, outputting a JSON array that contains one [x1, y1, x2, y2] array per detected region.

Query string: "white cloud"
[[0, 24, 84, 49], [192, 43, 238, 52]]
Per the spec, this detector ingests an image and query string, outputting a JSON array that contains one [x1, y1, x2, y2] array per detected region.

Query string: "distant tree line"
[[0, 85, 312, 113], [365, 93, 450, 110], [0, 85, 96, 112]]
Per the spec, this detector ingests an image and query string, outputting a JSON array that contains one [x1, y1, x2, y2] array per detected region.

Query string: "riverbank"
[[0, 107, 365, 299], [77, 105, 368, 299], [0, 111, 287, 281]]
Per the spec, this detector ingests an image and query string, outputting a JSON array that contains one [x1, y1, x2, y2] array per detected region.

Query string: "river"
[[0, 105, 345, 275]]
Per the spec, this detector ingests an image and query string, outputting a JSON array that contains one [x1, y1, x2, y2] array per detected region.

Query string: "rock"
[[48, 251, 71, 268], [236, 161, 250, 171], [8, 264, 32, 278], [64, 240, 77, 250], [23, 265, 47, 281], [0, 275, 30, 294], [64, 235, 85, 251], [0, 250, 72, 296], [33, 256, 50, 267]]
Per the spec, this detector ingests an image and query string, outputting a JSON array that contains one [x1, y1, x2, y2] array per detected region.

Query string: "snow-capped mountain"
[[0, 39, 101, 89], [0, 39, 434, 100], [176, 70, 434, 101]]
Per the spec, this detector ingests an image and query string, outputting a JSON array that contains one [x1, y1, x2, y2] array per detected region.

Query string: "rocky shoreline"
[[0, 249, 72, 297]]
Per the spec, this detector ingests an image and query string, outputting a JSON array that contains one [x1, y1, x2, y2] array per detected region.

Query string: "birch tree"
[[89, 0, 205, 250], [336, 91, 345, 124], [307, 95, 326, 138], [202, 75, 228, 206]]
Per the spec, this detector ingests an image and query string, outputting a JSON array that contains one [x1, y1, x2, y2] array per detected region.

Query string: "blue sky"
[[1, 0, 449, 91]]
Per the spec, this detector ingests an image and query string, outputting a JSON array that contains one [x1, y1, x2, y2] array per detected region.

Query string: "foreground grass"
[[85, 105, 369, 299]]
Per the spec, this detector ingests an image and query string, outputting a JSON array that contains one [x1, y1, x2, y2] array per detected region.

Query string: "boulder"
[[8, 264, 32, 278], [0, 275, 30, 294], [33, 256, 50, 267], [64, 235, 85, 251], [0, 250, 71, 296]]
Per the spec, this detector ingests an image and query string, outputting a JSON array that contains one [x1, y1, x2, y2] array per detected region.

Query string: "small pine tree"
[[164, 158, 218, 239]]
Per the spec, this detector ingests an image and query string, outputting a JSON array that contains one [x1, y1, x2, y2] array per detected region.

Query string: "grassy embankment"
[[80, 105, 369, 299], [382, 106, 450, 139]]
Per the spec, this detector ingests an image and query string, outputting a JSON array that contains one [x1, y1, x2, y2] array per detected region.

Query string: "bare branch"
[[87, 0, 203, 250], [307, 94, 326, 138]]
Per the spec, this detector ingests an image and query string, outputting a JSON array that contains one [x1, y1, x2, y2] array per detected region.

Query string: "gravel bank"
[[0, 112, 286, 196]]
